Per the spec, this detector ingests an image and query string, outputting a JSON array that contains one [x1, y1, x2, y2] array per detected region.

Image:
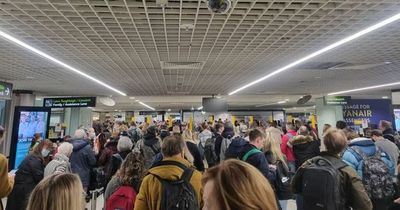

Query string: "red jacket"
[[281, 130, 297, 161]]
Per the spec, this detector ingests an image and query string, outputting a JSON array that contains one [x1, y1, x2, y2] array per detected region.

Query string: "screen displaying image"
[[10, 107, 50, 170], [395, 109, 400, 131]]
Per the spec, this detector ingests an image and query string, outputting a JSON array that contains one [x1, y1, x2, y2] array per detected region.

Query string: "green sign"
[[0, 81, 12, 99], [43, 97, 96, 108], [324, 96, 351, 105]]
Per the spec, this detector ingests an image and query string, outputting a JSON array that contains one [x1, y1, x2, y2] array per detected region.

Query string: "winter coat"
[[6, 154, 45, 210], [186, 141, 205, 172], [264, 151, 292, 200], [292, 152, 372, 210], [134, 157, 203, 210], [70, 139, 96, 189], [238, 143, 275, 183], [342, 138, 395, 178], [214, 133, 223, 162], [0, 154, 13, 210], [383, 128, 396, 142], [44, 153, 71, 177], [281, 130, 296, 162], [133, 134, 162, 170], [289, 135, 320, 169], [106, 150, 131, 183]]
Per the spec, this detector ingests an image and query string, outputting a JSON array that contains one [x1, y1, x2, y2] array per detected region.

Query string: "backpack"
[[149, 161, 199, 210], [204, 135, 218, 166], [89, 166, 107, 190], [224, 137, 247, 159], [136, 140, 161, 169], [350, 146, 395, 199], [274, 160, 293, 200], [105, 185, 137, 210], [301, 156, 347, 210], [241, 148, 262, 161]]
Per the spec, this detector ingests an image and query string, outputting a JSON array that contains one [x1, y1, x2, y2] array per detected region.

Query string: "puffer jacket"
[[292, 152, 372, 210], [70, 139, 96, 189], [6, 154, 45, 210], [134, 157, 203, 210], [289, 135, 320, 169], [342, 138, 395, 178], [44, 153, 71, 177]]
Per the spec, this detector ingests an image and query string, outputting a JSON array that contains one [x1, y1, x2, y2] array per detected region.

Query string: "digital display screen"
[[202, 97, 228, 113], [10, 107, 50, 170], [395, 109, 400, 131]]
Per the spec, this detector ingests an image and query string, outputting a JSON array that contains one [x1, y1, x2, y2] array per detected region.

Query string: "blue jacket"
[[70, 139, 96, 189], [342, 138, 395, 178]]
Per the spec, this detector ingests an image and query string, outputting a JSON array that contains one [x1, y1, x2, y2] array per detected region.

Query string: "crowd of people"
[[1, 118, 400, 210]]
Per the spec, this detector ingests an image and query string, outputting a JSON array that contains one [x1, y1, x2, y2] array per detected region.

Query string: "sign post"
[[324, 96, 351, 105], [43, 97, 96, 108]]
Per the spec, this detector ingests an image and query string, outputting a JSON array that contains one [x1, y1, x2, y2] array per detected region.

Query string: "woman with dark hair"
[[6, 139, 54, 210], [104, 152, 145, 208], [95, 133, 108, 161]]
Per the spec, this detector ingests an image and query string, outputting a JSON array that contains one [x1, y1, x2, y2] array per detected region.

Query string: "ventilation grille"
[[160, 61, 205, 70]]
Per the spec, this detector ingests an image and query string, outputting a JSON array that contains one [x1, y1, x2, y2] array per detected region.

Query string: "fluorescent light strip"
[[138, 101, 155, 111], [256, 100, 287, 107], [327, 82, 400, 96], [197, 106, 203, 110], [229, 12, 400, 95], [0, 30, 127, 96]]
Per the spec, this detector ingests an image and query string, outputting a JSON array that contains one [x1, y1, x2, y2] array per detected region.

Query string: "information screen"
[[10, 107, 50, 170], [395, 109, 400, 131]]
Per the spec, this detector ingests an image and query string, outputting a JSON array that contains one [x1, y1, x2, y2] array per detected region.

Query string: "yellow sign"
[[249, 116, 254, 126], [231, 115, 236, 124]]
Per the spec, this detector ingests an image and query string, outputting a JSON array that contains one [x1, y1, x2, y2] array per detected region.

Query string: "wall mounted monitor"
[[202, 97, 228, 112], [9, 106, 51, 170]]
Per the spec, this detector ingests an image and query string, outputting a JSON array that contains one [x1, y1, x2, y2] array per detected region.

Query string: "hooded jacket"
[[134, 157, 203, 210], [342, 138, 395, 178], [292, 152, 372, 210], [70, 139, 96, 189], [134, 133, 162, 170], [44, 153, 71, 177], [289, 135, 320, 169]]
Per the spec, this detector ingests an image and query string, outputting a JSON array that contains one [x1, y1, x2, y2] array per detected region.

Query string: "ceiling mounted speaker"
[[98, 97, 116, 107], [297, 95, 312, 105]]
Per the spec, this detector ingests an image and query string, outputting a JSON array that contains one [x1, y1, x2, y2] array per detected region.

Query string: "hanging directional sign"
[[0, 82, 12, 100]]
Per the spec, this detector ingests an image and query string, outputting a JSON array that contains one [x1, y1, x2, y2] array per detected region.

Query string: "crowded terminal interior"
[[1, 0, 400, 210]]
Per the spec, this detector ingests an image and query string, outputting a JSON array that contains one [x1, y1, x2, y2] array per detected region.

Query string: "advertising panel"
[[342, 99, 392, 128]]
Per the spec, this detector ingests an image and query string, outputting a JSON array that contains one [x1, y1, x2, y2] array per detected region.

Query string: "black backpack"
[[301, 156, 347, 210], [224, 136, 247, 159], [204, 135, 218, 167], [150, 161, 199, 210], [274, 160, 293, 200]]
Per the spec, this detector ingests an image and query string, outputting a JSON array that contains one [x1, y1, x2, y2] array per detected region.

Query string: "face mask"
[[41, 149, 51, 157]]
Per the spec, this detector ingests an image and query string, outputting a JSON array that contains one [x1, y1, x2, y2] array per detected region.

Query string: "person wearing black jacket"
[[288, 126, 320, 170], [106, 136, 133, 182], [6, 140, 53, 210], [214, 123, 225, 163], [238, 128, 276, 183]]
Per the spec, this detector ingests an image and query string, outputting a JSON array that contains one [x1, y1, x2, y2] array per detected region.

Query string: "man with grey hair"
[[70, 129, 96, 191], [44, 142, 73, 177], [379, 120, 397, 143]]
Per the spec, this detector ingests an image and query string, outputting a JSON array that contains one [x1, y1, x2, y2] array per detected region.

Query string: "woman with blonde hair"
[[202, 159, 278, 210], [264, 131, 293, 210], [26, 173, 85, 210], [182, 129, 204, 171]]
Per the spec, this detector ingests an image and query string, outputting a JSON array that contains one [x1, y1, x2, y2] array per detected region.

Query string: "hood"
[[222, 129, 235, 139], [105, 140, 118, 148], [144, 134, 159, 146], [383, 128, 395, 135], [290, 135, 315, 146], [54, 153, 69, 162], [349, 138, 377, 155], [230, 136, 248, 147], [148, 157, 192, 181], [72, 139, 89, 151]]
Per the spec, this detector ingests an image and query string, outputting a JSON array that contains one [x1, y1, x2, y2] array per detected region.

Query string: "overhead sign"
[[324, 96, 351, 105], [43, 97, 96, 108], [343, 99, 392, 128], [0, 81, 12, 99], [139, 111, 165, 115]]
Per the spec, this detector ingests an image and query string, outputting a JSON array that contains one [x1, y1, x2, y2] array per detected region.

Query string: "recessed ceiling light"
[[0, 30, 126, 96], [382, 96, 389, 99], [135, 99, 140, 102], [167, 109, 171, 112], [197, 106, 203, 110], [26, 76, 34, 79], [228, 12, 400, 95], [328, 81, 400, 95], [129, 97, 135, 99]]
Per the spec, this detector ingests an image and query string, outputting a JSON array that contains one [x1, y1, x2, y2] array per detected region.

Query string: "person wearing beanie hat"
[[105, 136, 133, 183], [133, 125, 162, 170]]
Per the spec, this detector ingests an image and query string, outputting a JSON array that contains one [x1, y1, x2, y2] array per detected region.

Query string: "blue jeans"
[[279, 200, 288, 210]]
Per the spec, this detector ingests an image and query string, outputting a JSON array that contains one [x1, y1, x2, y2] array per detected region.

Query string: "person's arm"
[[86, 146, 97, 167], [280, 136, 288, 156], [190, 144, 205, 172], [215, 136, 222, 160], [345, 167, 373, 210], [254, 153, 275, 182], [134, 176, 151, 210], [0, 155, 13, 198], [30, 157, 45, 184]]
